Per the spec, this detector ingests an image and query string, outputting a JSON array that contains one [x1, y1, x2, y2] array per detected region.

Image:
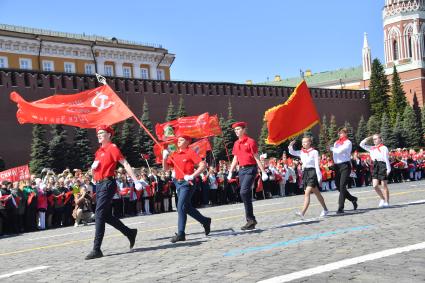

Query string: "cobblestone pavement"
[[1, 181, 425, 283]]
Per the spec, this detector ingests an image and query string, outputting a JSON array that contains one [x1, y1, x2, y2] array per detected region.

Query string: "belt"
[[240, 164, 256, 169], [176, 179, 186, 182], [96, 176, 115, 184]]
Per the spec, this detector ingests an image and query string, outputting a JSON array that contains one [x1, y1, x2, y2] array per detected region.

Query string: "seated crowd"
[[0, 147, 423, 236]]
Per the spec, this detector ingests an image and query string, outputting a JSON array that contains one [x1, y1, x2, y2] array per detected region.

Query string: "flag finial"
[[95, 73, 107, 85]]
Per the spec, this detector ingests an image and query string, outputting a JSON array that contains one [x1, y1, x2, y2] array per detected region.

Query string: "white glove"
[[227, 172, 232, 181], [261, 172, 268, 181], [135, 181, 143, 191], [184, 175, 194, 181], [162, 149, 170, 159], [91, 160, 99, 170]]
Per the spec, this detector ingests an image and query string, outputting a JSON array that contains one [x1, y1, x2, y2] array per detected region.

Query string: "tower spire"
[[362, 32, 372, 80]]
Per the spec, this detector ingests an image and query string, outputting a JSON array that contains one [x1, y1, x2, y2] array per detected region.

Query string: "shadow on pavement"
[[104, 240, 207, 257]]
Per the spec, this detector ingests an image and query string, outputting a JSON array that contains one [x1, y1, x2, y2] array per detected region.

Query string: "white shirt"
[[288, 146, 322, 182], [330, 139, 352, 164], [360, 138, 391, 173]]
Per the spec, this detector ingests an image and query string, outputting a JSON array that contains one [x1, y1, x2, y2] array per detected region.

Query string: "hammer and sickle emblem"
[[91, 91, 115, 111]]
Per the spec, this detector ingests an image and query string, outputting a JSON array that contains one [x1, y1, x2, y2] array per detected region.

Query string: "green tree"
[[222, 100, 237, 160], [327, 115, 337, 143], [165, 100, 177, 122], [29, 124, 50, 175], [212, 116, 227, 163], [134, 99, 155, 165], [393, 113, 406, 148], [111, 124, 121, 145], [177, 96, 187, 118], [421, 106, 425, 143], [367, 115, 381, 136], [388, 66, 407, 125], [380, 112, 396, 149], [402, 105, 421, 147], [257, 122, 280, 158], [369, 58, 390, 119], [412, 93, 423, 146], [71, 128, 93, 170], [120, 118, 137, 165], [355, 115, 367, 148], [48, 125, 69, 173], [318, 115, 328, 154]]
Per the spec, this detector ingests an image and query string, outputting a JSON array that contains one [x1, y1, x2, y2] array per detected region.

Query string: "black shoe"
[[352, 198, 358, 210], [85, 250, 103, 260], [203, 217, 211, 236], [241, 220, 257, 230], [128, 228, 137, 249], [170, 233, 186, 243], [336, 209, 345, 214]]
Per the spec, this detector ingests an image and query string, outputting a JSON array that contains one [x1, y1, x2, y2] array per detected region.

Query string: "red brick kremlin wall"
[[0, 70, 370, 167]]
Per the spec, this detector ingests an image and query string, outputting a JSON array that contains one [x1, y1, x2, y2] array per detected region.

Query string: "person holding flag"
[[228, 122, 268, 230], [289, 137, 329, 218], [162, 135, 211, 243], [85, 125, 142, 260], [360, 134, 391, 208], [329, 128, 358, 214]]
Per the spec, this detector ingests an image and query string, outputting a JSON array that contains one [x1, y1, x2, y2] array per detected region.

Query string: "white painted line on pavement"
[[257, 241, 425, 283], [0, 266, 50, 279], [406, 199, 425, 205], [26, 221, 145, 241]]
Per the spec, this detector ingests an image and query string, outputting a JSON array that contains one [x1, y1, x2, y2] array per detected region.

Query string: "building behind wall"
[[0, 24, 175, 80]]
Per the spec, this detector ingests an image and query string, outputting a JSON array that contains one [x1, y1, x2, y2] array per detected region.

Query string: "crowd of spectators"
[[0, 147, 423, 236]]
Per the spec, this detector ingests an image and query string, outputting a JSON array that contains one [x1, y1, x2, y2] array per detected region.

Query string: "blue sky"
[[1, 0, 385, 83]]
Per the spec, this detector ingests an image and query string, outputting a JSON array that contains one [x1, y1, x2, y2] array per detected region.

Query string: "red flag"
[[10, 85, 133, 128], [189, 138, 211, 158], [207, 115, 222, 136], [153, 138, 211, 163], [0, 165, 30, 182], [264, 80, 319, 145], [155, 113, 222, 141]]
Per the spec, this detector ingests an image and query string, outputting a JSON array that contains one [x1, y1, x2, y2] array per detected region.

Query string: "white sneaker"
[[74, 222, 79, 227], [382, 202, 389, 208], [378, 199, 385, 208], [320, 210, 329, 217], [295, 211, 304, 219]]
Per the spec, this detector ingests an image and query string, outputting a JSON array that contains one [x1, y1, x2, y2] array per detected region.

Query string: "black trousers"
[[335, 162, 357, 210], [239, 166, 257, 222], [93, 180, 131, 252]]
